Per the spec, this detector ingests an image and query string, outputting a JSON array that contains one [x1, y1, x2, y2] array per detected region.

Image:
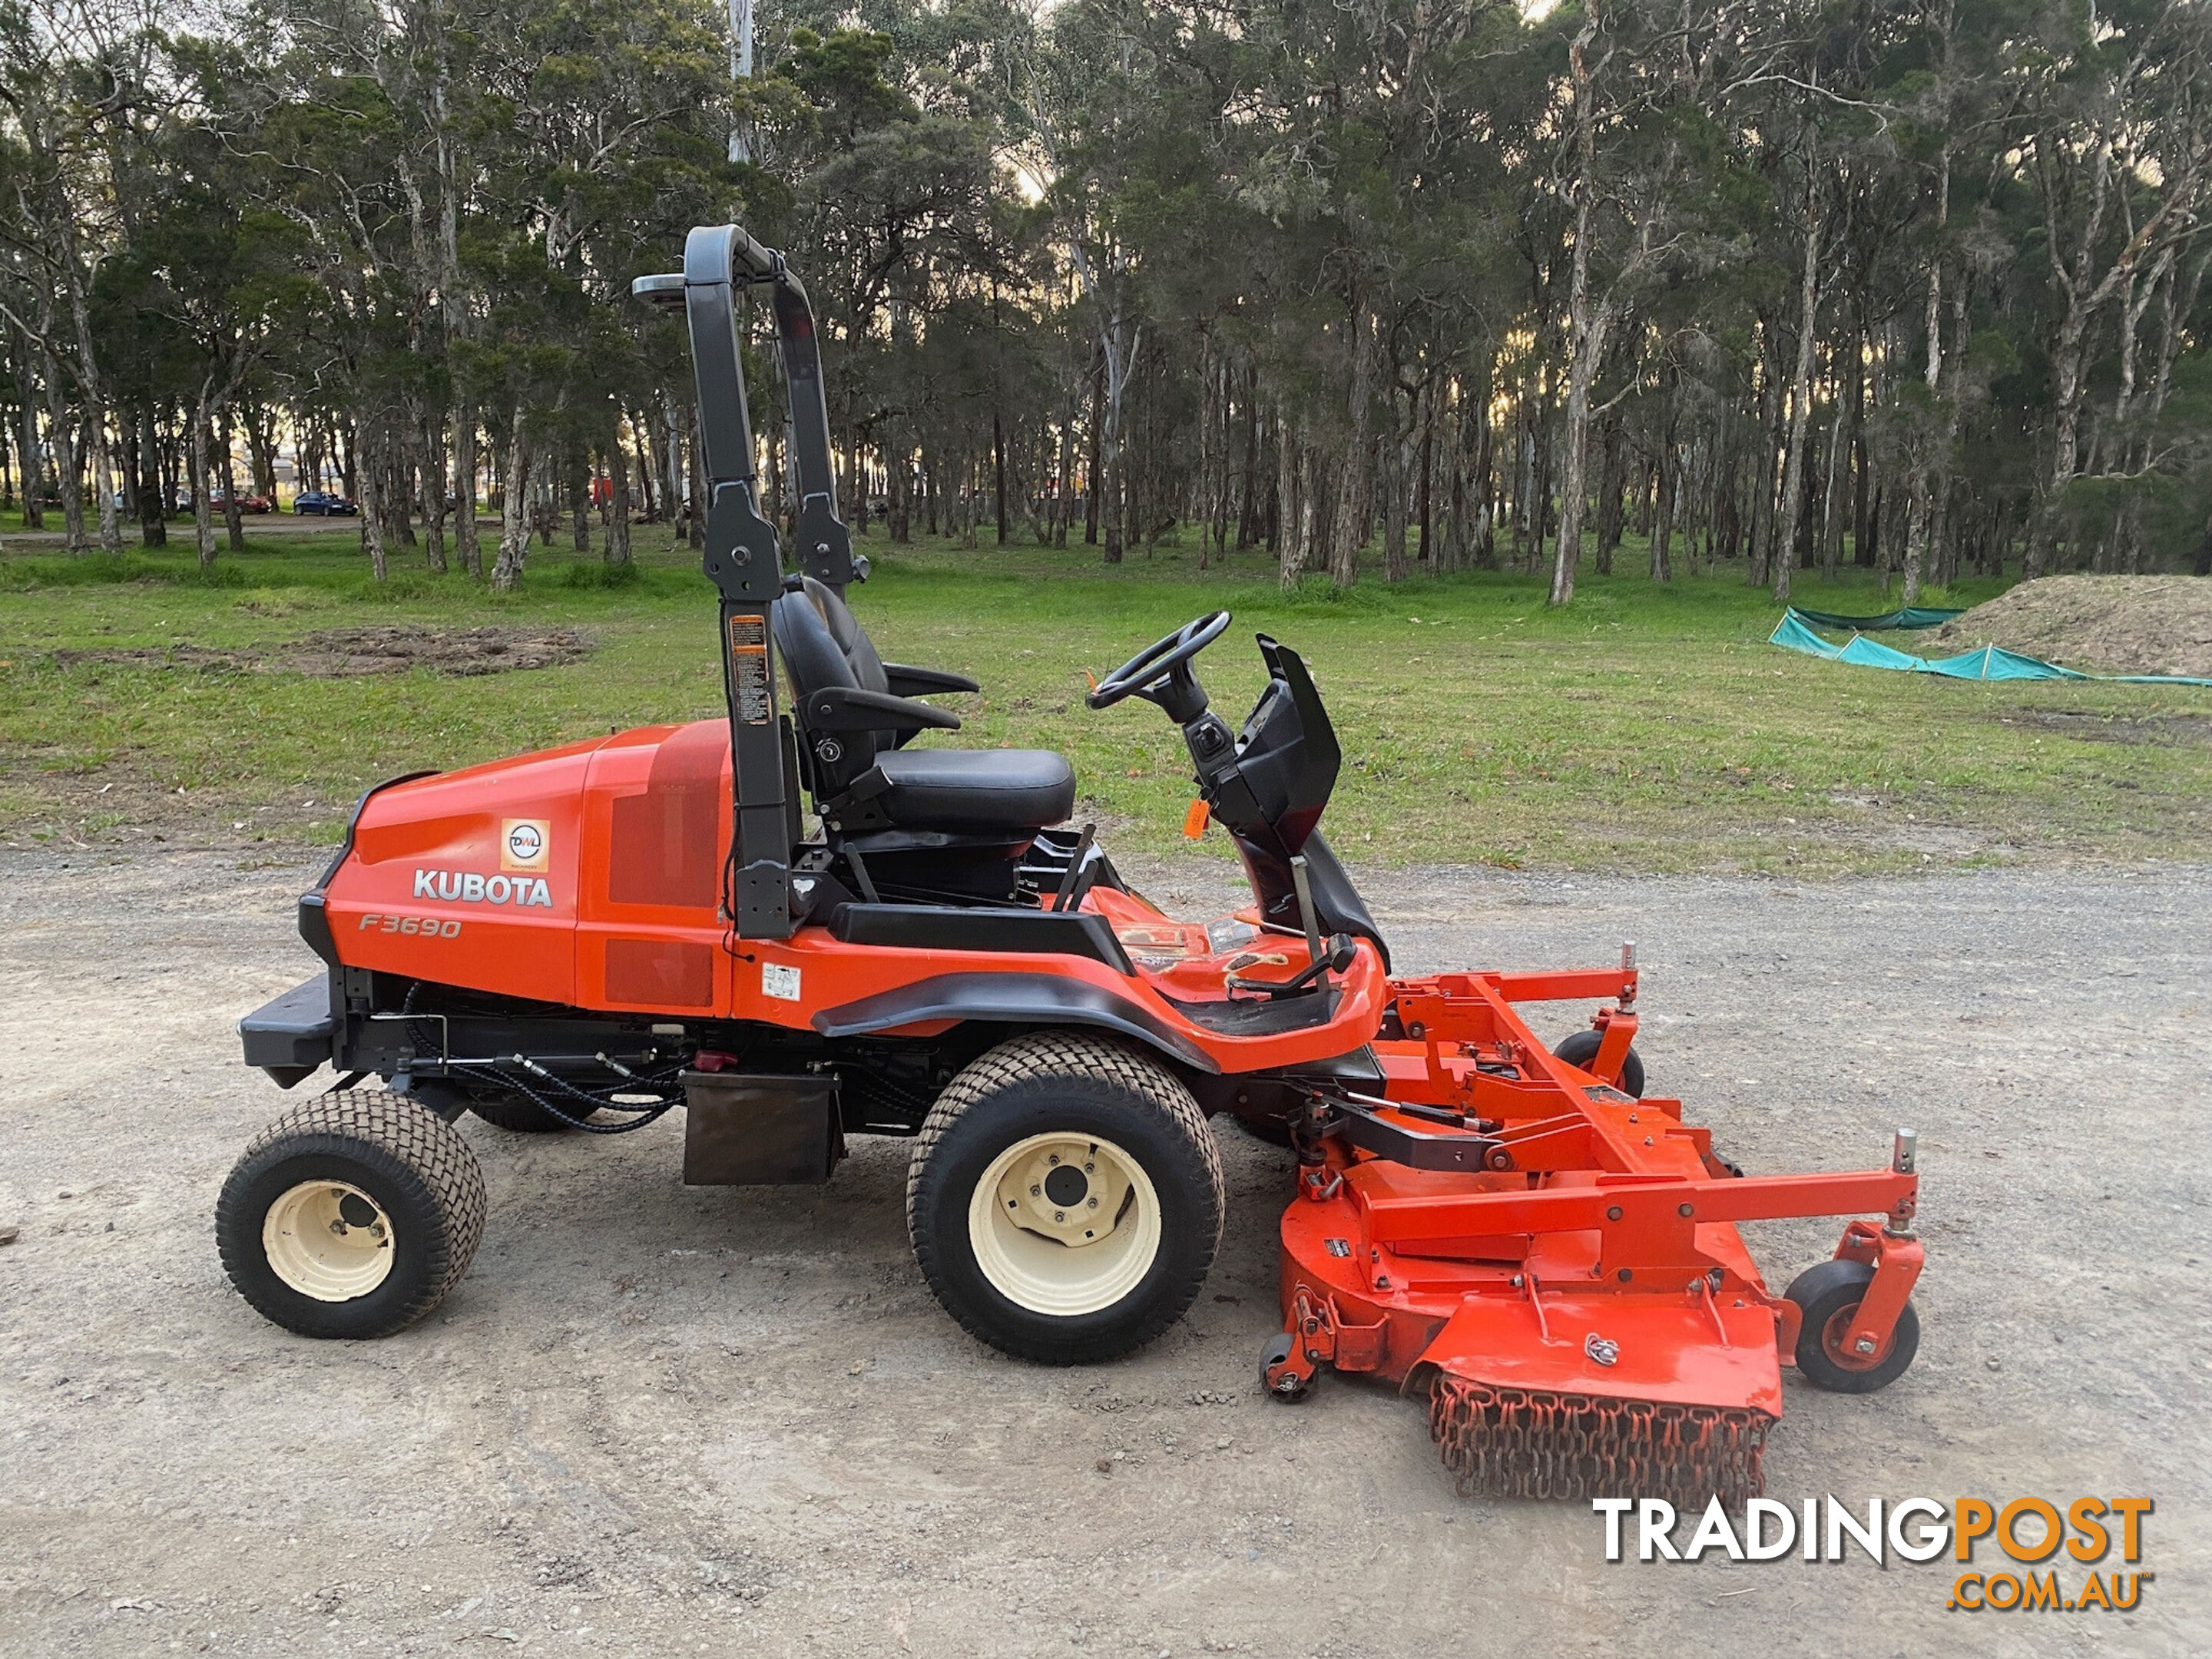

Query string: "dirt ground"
[[51, 625, 598, 679], [1936, 575, 2212, 678], [1, 849, 2205, 1657]]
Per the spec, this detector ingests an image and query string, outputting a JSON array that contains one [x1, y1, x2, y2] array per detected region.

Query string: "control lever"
[[1227, 932, 1356, 1000], [1051, 823, 1098, 912], [1289, 854, 1325, 965]]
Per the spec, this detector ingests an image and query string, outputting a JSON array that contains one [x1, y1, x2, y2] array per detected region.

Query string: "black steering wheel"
[[1087, 610, 1233, 719]]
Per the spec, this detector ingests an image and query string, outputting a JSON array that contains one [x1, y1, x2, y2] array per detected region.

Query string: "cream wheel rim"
[[969, 1132, 1161, 1316], [262, 1180, 396, 1302]]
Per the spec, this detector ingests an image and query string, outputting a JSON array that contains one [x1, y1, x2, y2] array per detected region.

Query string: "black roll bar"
[[634, 224, 857, 939]]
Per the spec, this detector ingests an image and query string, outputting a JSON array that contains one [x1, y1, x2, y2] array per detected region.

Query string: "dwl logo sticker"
[[502, 817, 551, 873]]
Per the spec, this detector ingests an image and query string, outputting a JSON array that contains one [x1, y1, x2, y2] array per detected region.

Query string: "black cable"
[[496, 1059, 688, 1135]]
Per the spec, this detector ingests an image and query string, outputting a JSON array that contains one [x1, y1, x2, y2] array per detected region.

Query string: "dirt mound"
[[1936, 575, 2212, 677], [285, 626, 595, 676], [54, 624, 594, 679]]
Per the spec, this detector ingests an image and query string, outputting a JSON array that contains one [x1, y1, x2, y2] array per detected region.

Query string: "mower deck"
[[1260, 965, 1923, 1502]]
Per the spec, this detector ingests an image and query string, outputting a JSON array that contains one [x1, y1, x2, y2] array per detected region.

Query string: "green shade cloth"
[[1768, 610, 2212, 687], [1786, 604, 1964, 630]]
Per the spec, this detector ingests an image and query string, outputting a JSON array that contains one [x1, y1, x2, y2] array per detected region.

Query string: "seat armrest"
[[882, 663, 980, 696], [801, 685, 962, 733]]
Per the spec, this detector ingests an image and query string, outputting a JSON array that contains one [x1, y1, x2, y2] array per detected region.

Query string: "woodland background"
[[4, 0, 2210, 604]]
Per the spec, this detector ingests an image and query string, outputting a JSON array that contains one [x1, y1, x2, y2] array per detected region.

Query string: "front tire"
[[906, 1032, 1224, 1364], [217, 1089, 487, 1339]]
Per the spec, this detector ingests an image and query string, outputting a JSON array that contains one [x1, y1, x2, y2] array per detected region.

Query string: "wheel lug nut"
[[1030, 1184, 1041, 1196], [1053, 1210, 1065, 1223], [1047, 1154, 1060, 1165], [1853, 1336, 1876, 1355], [1088, 1197, 1098, 1207]]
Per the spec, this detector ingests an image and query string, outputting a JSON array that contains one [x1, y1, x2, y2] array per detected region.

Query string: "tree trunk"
[[43, 364, 84, 550], [1772, 183, 1822, 604], [1081, 350, 1101, 544], [421, 417, 448, 574], [992, 412, 1008, 545], [358, 427, 389, 582], [218, 406, 246, 552], [570, 448, 591, 553], [190, 397, 218, 572], [1054, 404, 1075, 548], [1099, 326, 1134, 565], [1277, 402, 1305, 591], [492, 407, 529, 591], [889, 441, 911, 541], [15, 346, 42, 528], [136, 406, 166, 546], [453, 409, 481, 576], [1385, 383, 1416, 582], [1237, 380, 1260, 550], [1594, 415, 1625, 571], [1331, 297, 1378, 588], [605, 441, 631, 565], [389, 435, 417, 548], [1899, 476, 1930, 605]]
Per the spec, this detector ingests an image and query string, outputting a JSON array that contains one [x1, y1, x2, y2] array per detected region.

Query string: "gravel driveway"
[[1, 849, 2204, 1657]]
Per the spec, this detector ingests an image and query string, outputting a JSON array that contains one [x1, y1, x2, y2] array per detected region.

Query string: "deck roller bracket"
[[1618, 940, 1637, 1009]]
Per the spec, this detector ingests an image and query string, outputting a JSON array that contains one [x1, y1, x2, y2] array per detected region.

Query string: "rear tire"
[[906, 1031, 1224, 1364], [217, 1089, 487, 1339]]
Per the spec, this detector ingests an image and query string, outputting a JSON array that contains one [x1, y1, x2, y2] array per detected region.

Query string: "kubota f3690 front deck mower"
[[223, 225, 1925, 1503]]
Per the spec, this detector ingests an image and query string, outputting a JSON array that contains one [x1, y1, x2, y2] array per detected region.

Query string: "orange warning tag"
[[1182, 798, 1210, 840]]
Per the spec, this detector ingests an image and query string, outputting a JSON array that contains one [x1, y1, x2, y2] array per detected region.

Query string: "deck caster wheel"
[[906, 1031, 1224, 1365], [1260, 1332, 1313, 1401], [1785, 1257, 1920, 1393], [217, 1089, 487, 1339], [1553, 1029, 1644, 1098]]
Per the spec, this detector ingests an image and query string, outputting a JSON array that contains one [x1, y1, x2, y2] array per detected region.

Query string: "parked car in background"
[[293, 490, 359, 516], [211, 489, 273, 514]]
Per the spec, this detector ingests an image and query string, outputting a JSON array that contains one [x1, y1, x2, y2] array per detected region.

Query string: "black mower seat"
[[775, 576, 1075, 834], [874, 747, 1075, 833]]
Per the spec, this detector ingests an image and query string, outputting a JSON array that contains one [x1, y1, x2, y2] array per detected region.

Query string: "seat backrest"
[[773, 578, 886, 799], [804, 576, 889, 694]]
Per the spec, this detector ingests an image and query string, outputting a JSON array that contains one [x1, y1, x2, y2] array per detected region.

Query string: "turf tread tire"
[[217, 1088, 487, 1339], [906, 1031, 1223, 1365]]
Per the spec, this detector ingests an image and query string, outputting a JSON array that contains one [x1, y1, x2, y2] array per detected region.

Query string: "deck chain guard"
[[1428, 1375, 1773, 1507]]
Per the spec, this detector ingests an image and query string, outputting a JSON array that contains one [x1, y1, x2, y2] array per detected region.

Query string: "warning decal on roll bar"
[[728, 612, 773, 723]]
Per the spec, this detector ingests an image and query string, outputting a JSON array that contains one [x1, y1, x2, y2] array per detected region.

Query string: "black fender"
[[811, 972, 1219, 1074], [298, 770, 440, 968]]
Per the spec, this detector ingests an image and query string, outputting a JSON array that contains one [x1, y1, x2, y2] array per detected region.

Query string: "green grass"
[[2, 523, 2207, 872]]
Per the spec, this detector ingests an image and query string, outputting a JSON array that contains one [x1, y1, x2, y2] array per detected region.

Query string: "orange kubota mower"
[[223, 226, 1925, 1503]]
